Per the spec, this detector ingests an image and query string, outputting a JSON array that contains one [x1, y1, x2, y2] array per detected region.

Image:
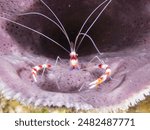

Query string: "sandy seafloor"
[[0, 93, 150, 113]]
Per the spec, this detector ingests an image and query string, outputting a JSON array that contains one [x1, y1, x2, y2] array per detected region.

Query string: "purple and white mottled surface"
[[0, 0, 150, 112]]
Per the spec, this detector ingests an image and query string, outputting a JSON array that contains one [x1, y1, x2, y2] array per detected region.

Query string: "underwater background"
[[0, 0, 150, 113]]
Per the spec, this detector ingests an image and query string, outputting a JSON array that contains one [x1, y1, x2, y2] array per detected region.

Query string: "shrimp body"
[[70, 51, 79, 69]]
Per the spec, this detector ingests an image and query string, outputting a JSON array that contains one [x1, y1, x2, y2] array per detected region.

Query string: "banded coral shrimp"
[[0, 0, 112, 91]]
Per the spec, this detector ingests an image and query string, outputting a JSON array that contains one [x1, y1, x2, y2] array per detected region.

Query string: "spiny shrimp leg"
[[89, 63, 111, 89], [54, 56, 64, 66], [88, 56, 105, 65], [32, 64, 51, 82]]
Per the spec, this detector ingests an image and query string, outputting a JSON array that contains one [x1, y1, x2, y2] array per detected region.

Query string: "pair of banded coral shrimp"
[[0, 0, 112, 89]]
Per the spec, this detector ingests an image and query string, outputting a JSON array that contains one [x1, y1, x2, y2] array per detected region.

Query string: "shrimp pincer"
[[89, 64, 111, 89], [32, 64, 51, 82]]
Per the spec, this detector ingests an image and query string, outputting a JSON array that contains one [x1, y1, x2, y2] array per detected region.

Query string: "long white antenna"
[[77, 0, 112, 50], [74, 0, 112, 51], [0, 16, 70, 53], [77, 33, 102, 55], [40, 0, 71, 49], [18, 12, 69, 44]]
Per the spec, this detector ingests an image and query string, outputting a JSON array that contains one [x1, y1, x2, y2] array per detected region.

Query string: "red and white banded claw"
[[32, 64, 51, 82], [89, 64, 111, 89]]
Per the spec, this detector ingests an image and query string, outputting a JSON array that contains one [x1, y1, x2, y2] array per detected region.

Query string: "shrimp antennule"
[[74, 0, 112, 53]]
